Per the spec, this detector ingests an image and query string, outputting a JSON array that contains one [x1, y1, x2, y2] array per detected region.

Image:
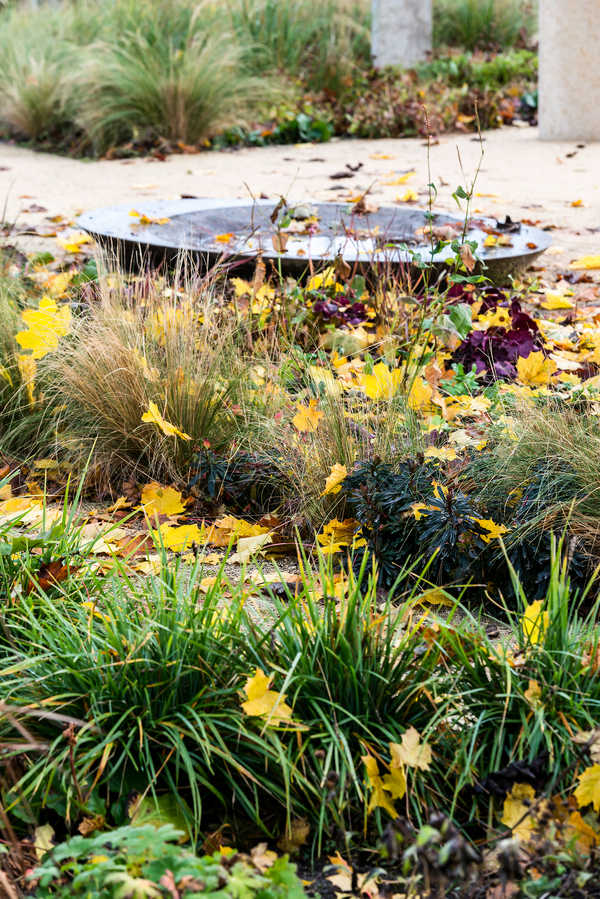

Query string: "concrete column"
[[371, 0, 432, 69], [539, 0, 600, 140]]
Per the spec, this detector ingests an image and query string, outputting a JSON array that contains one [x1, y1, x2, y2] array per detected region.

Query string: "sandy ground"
[[0, 125, 598, 267]]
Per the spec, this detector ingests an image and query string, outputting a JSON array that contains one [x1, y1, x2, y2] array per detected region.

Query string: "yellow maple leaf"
[[390, 727, 432, 771], [522, 600, 549, 646], [316, 518, 360, 552], [362, 754, 398, 818], [292, 399, 323, 432], [307, 267, 336, 291], [570, 255, 600, 270], [241, 668, 294, 726], [516, 352, 557, 387], [381, 764, 407, 799], [157, 523, 204, 552], [355, 362, 403, 401], [407, 375, 433, 410], [321, 463, 347, 496], [141, 402, 191, 440], [215, 232, 234, 244], [140, 483, 186, 518], [16, 297, 71, 360], [501, 783, 536, 841], [473, 307, 512, 330], [575, 765, 600, 813], [472, 517, 509, 543], [424, 446, 458, 462]]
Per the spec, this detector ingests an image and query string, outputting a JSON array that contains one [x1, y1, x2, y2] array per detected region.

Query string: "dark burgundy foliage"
[[311, 291, 368, 326], [450, 291, 543, 382]]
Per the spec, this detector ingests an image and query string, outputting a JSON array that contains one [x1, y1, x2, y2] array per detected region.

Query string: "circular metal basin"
[[78, 198, 552, 282]]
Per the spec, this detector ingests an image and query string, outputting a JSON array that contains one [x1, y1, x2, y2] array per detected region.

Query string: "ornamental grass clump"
[[43, 266, 252, 483], [76, 5, 267, 154]]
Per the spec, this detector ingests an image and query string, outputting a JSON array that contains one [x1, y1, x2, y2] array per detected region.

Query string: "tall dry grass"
[[43, 263, 253, 483]]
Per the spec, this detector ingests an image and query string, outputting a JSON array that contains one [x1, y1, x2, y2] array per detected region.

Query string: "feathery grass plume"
[[467, 399, 600, 551], [0, 5, 76, 141], [43, 256, 252, 483], [75, 1, 271, 153]]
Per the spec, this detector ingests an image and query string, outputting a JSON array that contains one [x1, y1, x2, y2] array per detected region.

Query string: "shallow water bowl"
[[78, 199, 552, 283]]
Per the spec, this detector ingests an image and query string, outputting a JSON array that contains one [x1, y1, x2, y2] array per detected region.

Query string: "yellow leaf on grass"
[[362, 755, 398, 818], [416, 587, 453, 607], [0, 495, 42, 522], [356, 363, 403, 401], [407, 376, 433, 411], [250, 843, 278, 873], [141, 483, 186, 518], [516, 352, 557, 387], [575, 765, 600, 813], [292, 398, 323, 432], [524, 679, 542, 708], [157, 523, 204, 552], [522, 600, 549, 646], [390, 727, 432, 771], [570, 255, 600, 270], [472, 517, 509, 543], [16, 297, 71, 360], [141, 402, 191, 440], [424, 446, 458, 462], [241, 668, 294, 725], [381, 764, 407, 800], [322, 463, 347, 495], [541, 293, 574, 310], [501, 783, 536, 841]]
